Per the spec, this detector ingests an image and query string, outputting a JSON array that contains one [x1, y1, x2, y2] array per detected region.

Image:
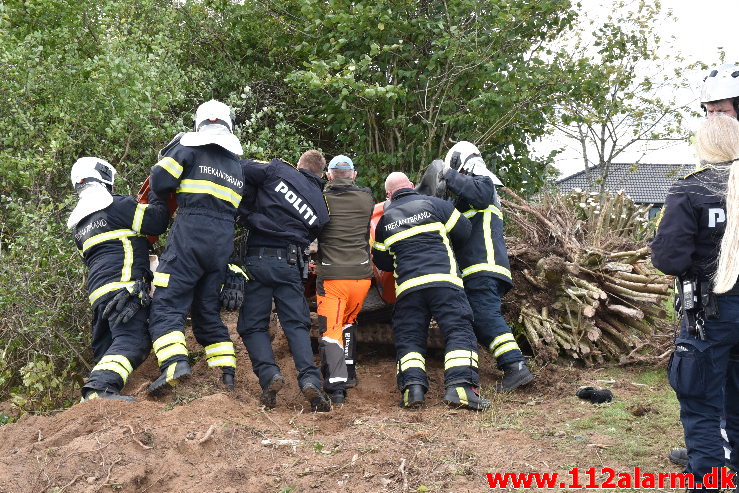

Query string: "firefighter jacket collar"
[[67, 182, 113, 230], [390, 188, 416, 201], [180, 125, 243, 156]]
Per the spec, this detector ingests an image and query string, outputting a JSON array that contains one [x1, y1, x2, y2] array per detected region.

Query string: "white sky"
[[543, 0, 739, 179]]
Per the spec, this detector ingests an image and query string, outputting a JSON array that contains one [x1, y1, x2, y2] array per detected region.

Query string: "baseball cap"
[[328, 155, 354, 170]]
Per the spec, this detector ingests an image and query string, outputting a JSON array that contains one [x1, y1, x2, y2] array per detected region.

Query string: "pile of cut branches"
[[502, 188, 675, 365]]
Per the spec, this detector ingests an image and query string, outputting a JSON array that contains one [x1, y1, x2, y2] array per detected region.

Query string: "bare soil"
[[0, 313, 683, 493]]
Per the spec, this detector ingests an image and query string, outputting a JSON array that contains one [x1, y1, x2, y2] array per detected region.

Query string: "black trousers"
[[392, 286, 479, 391]]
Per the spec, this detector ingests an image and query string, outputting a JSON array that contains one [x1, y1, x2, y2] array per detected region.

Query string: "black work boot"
[[345, 365, 358, 389], [443, 385, 491, 411], [329, 390, 345, 404], [148, 360, 192, 396], [497, 361, 534, 392], [668, 448, 688, 467], [301, 382, 331, 412], [81, 390, 135, 403], [221, 368, 235, 391], [260, 373, 285, 409], [400, 384, 425, 409]]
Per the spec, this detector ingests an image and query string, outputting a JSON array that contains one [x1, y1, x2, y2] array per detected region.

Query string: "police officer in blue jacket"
[[236, 150, 332, 412], [68, 157, 169, 401], [651, 115, 739, 492], [441, 141, 534, 392], [372, 172, 489, 411], [147, 100, 245, 395]]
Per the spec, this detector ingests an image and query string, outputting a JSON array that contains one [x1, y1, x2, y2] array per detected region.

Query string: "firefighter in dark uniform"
[[68, 157, 169, 401], [441, 141, 534, 392], [236, 150, 332, 412], [372, 172, 490, 411], [147, 100, 245, 395], [651, 115, 739, 492]]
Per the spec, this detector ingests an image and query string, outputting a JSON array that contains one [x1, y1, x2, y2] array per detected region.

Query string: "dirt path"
[[0, 316, 683, 492]]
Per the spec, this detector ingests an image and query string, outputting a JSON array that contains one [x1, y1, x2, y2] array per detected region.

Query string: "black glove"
[[102, 279, 151, 328], [220, 264, 247, 311], [576, 386, 613, 404]]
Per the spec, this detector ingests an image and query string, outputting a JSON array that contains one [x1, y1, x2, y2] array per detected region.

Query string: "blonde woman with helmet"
[[650, 115, 739, 489]]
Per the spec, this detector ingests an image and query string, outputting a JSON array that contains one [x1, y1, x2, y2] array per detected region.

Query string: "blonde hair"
[[702, 116, 739, 293]]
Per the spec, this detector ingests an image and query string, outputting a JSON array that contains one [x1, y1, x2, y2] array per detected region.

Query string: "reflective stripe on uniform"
[[132, 203, 148, 232], [444, 209, 461, 232], [89, 281, 136, 305], [153, 331, 188, 365], [463, 205, 502, 220], [384, 222, 443, 247], [398, 351, 425, 373], [153, 271, 170, 287], [455, 387, 469, 406], [155, 157, 183, 179], [396, 273, 463, 296], [461, 263, 511, 279], [204, 341, 236, 368], [489, 333, 520, 358], [166, 363, 179, 385], [373, 241, 388, 251], [82, 229, 144, 253], [444, 349, 479, 370], [177, 179, 242, 208], [91, 354, 133, 384], [328, 376, 348, 383], [121, 237, 133, 282]]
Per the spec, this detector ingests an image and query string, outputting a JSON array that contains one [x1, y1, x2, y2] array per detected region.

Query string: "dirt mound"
[[0, 313, 682, 493]]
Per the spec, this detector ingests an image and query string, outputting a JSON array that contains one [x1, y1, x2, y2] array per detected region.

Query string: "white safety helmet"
[[443, 141, 503, 186], [180, 99, 243, 155], [194, 99, 235, 132], [67, 157, 116, 230], [700, 64, 739, 104], [70, 156, 116, 192]]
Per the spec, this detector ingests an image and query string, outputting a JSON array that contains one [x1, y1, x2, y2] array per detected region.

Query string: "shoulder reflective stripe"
[[121, 237, 133, 282], [153, 271, 170, 287], [132, 203, 148, 232], [461, 263, 512, 278], [82, 229, 144, 253], [493, 341, 520, 358], [445, 209, 461, 231], [153, 331, 186, 352], [155, 156, 183, 179], [399, 352, 425, 372], [89, 281, 136, 305], [177, 179, 242, 208], [92, 355, 133, 383], [385, 222, 443, 247], [396, 273, 463, 296], [373, 242, 388, 251]]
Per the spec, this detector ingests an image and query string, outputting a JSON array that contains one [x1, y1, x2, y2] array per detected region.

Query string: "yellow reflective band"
[[82, 229, 144, 253], [121, 237, 133, 282], [177, 179, 242, 208], [385, 222, 443, 247], [373, 241, 388, 252], [445, 209, 461, 232], [89, 281, 136, 305], [166, 363, 179, 385], [156, 343, 188, 364], [153, 331, 186, 352], [482, 209, 495, 265], [206, 355, 236, 368], [463, 205, 502, 220], [493, 341, 520, 358], [204, 342, 236, 360], [156, 157, 183, 179], [444, 350, 479, 363], [461, 263, 512, 279], [399, 352, 426, 372], [92, 355, 133, 383], [490, 333, 515, 350], [455, 387, 469, 406], [396, 273, 463, 296], [228, 264, 247, 279], [132, 203, 148, 232], [153, 271, 170, 287]]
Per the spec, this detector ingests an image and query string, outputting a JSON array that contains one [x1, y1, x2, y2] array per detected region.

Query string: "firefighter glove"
[[102, 279, 151, 328], [220, 264, 248, 311]]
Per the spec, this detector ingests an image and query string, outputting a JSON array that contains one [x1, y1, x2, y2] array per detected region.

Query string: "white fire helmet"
[[443, 141, 503, 186], [700, 64, 739, 104], [180, 99, 243, 155], [67, 157, 116, 230]]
